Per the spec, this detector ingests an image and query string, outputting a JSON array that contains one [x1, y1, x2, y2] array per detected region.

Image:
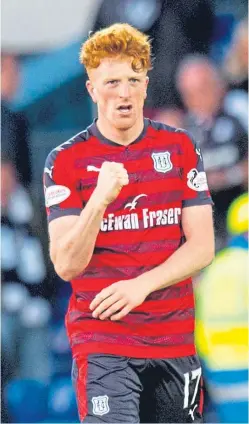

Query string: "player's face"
[[86, 57, 149, 130]]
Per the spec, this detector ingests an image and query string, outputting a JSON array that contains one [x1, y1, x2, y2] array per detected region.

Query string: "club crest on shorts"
[[152, 151, 173, 173], [92, 395, 110, 416]]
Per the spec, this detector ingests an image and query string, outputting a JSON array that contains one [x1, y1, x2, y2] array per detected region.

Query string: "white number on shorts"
[[183, 367, 202, 409]]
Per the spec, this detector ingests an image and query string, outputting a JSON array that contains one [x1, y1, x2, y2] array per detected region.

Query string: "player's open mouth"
[[117, 105, 133, 114]]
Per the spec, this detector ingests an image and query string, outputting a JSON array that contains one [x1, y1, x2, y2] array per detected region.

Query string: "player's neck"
[[96, 116, 145, 146]]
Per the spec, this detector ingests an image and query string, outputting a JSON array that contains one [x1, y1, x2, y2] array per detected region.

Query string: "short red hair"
[[80, 23, 152, 73]]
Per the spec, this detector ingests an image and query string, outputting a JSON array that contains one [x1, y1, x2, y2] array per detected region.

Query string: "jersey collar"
[[88, 118, 149, 147]]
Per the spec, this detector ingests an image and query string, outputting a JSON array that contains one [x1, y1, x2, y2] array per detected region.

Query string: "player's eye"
[[129, 78, 140, 83], [107, 80, 119, 85]]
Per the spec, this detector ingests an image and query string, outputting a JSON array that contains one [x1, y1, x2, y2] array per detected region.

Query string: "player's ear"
[[144, 76, 149, 99], [86, 80, 97, 103]]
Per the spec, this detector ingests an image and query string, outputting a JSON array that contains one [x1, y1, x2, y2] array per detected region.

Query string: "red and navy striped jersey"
[[43, 118, 212, 359]]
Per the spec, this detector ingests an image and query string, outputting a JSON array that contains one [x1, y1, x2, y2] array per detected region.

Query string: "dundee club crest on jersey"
[[152, 151, 173, 173]]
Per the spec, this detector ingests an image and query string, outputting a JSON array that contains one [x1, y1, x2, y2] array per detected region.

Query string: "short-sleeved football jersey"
[[44, 118, 212, 359]]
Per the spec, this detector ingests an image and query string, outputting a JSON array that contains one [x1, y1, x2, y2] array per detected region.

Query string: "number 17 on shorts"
[[183, 367, 203, 421]]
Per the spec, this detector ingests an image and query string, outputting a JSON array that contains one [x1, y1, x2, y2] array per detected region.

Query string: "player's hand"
[[95, 161, 129, 206], [89, 279, 150, 321]]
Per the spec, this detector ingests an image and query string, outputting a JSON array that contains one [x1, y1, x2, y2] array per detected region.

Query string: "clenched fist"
[[95, 161, 129, 206]]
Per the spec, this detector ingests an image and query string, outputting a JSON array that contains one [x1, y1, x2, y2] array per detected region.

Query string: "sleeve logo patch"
[[187, 169, 208, 191], [45, 185, 71, 207]]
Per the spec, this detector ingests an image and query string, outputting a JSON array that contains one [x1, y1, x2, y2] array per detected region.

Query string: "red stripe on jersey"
[[127, 127, 183, 150], [96, 225, 182, 246], [73, 342, 196, 359], [72, 278, 119, 290], [81, 168, 181, 189], [137, 295, 194, 312], [70, 318, 194, 336], [74, 294, 194, 314], [67, 307, 195, 327], [83, 178, 183, 200], [88, 250, 176, 268], [72, 277, 191, 292], [82, 157, 181, 181]]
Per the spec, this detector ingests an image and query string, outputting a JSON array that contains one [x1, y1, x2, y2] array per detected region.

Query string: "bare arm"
[[49, 161, 129, 281], [49, 189, 107, 281], [136, 204, 215, 292]]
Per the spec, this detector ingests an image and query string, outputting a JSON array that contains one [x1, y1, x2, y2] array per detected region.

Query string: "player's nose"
[[118, 82, 131, 98]]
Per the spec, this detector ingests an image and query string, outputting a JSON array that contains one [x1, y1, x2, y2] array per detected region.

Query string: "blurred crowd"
[[1, 1, 248, 423]]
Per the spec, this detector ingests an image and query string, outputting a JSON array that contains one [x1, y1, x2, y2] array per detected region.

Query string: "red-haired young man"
[[44, 23, 214, 423]]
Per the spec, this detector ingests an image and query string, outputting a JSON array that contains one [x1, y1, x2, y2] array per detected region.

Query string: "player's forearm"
[[54, 190, 107, 280], [136, 238, 215, 294]]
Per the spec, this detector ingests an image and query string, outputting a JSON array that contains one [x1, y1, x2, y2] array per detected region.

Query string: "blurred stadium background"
[[1, 1, 248, 423]]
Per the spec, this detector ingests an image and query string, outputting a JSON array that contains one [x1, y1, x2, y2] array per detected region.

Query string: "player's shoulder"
[[44, 128, 91, 168], [147, 119, 195, 144]]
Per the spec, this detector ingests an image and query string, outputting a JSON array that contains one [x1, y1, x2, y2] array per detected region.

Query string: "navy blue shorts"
[[72, 354, 204, 423]]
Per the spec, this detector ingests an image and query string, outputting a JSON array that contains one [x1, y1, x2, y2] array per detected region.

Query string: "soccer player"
[[44, 23, 214, 423]]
